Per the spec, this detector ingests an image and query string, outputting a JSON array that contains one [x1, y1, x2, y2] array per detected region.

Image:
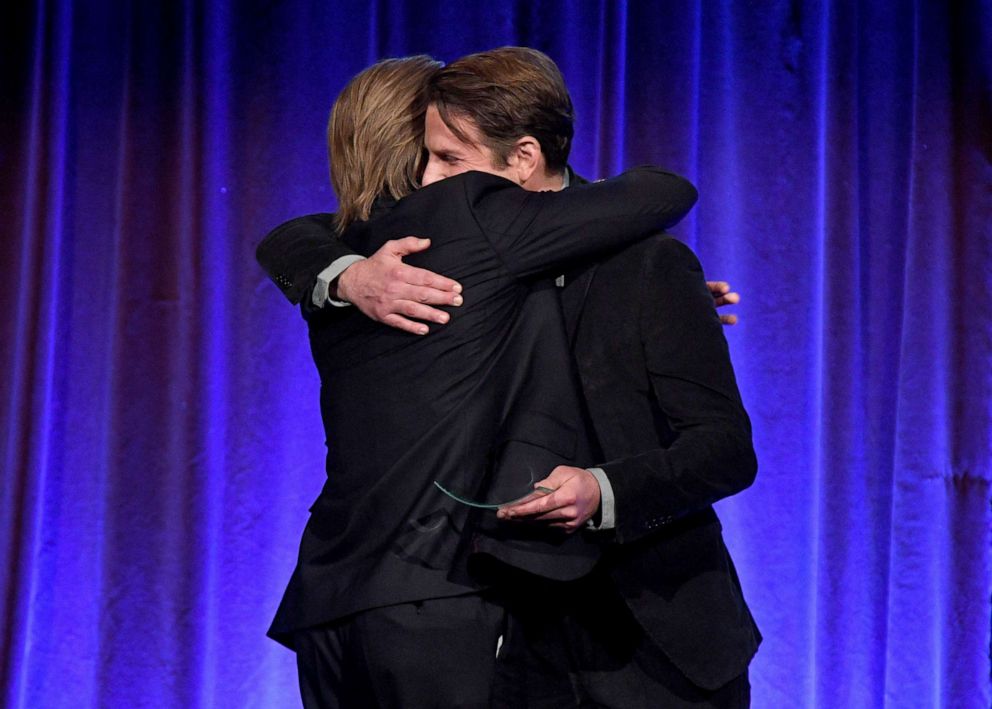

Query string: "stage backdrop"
[[3, 1, 990, 707]]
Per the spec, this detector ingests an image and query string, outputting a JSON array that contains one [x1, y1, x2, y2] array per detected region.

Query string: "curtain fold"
[[2, 1, 989, 706]]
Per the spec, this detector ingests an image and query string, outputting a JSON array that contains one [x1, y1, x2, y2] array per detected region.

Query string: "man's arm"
[[598, 239, 756, 544], [255, 213, 353, 304], [474, 167, 697, 279], [499, 240, 754, 538], [255, 214, 462, 333]]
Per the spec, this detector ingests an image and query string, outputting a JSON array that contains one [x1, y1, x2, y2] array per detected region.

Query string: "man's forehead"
[[425, 104, 483, 150]]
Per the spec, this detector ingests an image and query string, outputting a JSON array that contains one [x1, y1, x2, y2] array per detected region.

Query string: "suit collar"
[[561, 261, 599, 346], [559, 166, 598, 344], [369, 194, 397, 219]]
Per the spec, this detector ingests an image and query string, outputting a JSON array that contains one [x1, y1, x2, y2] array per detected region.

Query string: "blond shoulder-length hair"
[[328, 56, 442, 233]]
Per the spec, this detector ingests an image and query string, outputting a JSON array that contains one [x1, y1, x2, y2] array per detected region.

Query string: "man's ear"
[[507, 136, 543, 185]]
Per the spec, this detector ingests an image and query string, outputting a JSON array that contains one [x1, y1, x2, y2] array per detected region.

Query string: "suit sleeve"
[[600, 239, 758, 545], [255, 213, 355, 304], [471, 167, 698, 279]]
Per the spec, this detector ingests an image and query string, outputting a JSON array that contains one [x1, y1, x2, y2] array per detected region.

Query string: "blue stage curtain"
[[2, 1, 989, 706]]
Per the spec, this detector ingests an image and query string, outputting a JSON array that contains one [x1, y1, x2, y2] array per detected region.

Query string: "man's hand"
[[706, 280, 740, 326], [335, 237, 463, 335], [496, 465, 601, 533]]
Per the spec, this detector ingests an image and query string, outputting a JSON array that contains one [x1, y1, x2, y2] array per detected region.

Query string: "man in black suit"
[[261, 47, 759, 707], [259, 54, 698, 707]]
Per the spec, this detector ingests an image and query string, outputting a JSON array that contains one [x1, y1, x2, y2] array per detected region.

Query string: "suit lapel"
[[561, 262, 599, 347], [559, 167, 600, 347]]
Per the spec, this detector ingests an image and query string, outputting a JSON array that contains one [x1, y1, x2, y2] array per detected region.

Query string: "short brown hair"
[[428, 47, 574, 173], [328, 56, 442, 232]]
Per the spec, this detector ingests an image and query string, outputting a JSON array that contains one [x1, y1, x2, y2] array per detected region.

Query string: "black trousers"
[[492, 571, 750, 709], [294, 593, 505, 709]]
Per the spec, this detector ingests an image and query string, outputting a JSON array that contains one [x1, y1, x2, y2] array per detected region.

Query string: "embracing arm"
[[473, 166, 697, 278], [255, 214, 461, 332], [255, 213, 352, 304], [602, 239, 756, 544]]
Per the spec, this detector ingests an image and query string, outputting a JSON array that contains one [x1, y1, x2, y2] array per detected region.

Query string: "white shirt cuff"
[[313, 255, 366, 308], [586, 467, 616, 530]]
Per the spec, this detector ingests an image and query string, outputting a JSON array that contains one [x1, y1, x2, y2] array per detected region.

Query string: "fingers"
[[376, 270, 461, 326], [527, 505, 577, 523], [379, 301, 451, 334], [498, 466, 600, 533], [387, 236, 432, 257], [385, 238, 463, 293], [388, 272, 463, 306], [397, 300, 451, 325], [706, 280, 730, 296], [531, 514, 584, 532], [527, 503, 587, 533], [499, 488, 565, 519], [403, 265, 463, 295], [709, 282, 739, 327], [500, 497, 586, 533], [713, 289, 739, 326], [351, 238, 464, 332], [498, 468, 581, 518], [381, 313, 431, 336]]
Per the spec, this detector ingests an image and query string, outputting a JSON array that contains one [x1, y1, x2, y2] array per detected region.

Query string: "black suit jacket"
[[259, 168, 697, 646], [562, 211, 760, 688]]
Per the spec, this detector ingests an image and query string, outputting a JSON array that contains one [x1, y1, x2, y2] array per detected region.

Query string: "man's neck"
[[524, 169, 568, 192]]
